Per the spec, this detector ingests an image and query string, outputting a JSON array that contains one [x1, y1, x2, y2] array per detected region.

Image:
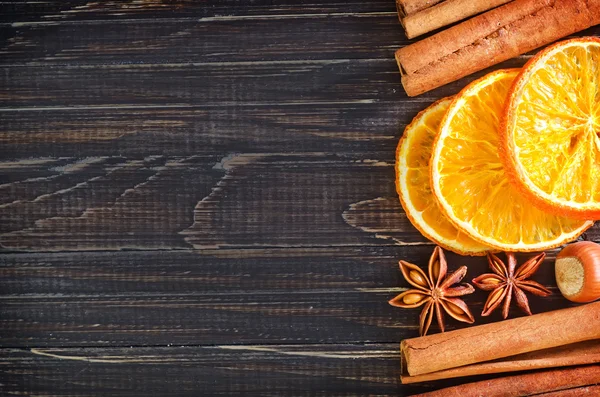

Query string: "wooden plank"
[[1, 0, 396, 24], [0, 102, 405, 158], [1, 15, 404, 66], [0, 153, 438, 251], [0, 59, 405, 107], [0, 246, 475, 295], [0, 290, 417, 346], [0, 155, 220, 250], [0, 58, 534, 108], [0, 247, 573, 347], [1, 344, 450, 396]]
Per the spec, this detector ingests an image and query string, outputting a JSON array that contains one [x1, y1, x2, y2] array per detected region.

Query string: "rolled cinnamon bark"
[[409, 365, 600, 397], [401, 0, 513, 39], [402, 339, 600, 383], [396, 0, 600, 96], [402, 302, 600, 376], [396, 0, 443, 18], [538, 384, 600, 396]]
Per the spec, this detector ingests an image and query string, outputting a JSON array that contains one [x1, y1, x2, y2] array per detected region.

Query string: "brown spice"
[[473, 252, 551, 318], [537, 384, 600, 397], [396, 0, 600, 96], [401, 0, 513, 39], [389, 246, 474, 336], [408, 364, 600, 397], [402, 339, 600, 383], [401, 302, 600, 377], [396, 0, 443, 18]]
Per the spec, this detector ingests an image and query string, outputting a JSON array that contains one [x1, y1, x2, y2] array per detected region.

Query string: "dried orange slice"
[[396, 97, 489, 256], [502, 37, 600, 219], [431, 69, 592, 251]]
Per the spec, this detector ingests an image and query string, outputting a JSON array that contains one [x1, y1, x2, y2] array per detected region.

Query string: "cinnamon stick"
[[396, 0, 443, 18], [401, 0, 513, 39], [409, 365, 600, 397], [402, 339, 600, 383], [402, 302, 600, 376], [537, 384, 600, 396], [396, 0, 600, 96]]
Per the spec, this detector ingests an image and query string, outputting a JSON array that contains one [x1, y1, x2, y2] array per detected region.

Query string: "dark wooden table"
[[1, 1, 599, 395]]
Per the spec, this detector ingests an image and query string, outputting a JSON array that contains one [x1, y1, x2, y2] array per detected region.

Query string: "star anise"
[[472, 252, 551, 319], [389, 246, 475, 336]]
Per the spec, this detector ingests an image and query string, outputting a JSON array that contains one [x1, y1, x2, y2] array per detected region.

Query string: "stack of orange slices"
[[396, 38, 600, 255]]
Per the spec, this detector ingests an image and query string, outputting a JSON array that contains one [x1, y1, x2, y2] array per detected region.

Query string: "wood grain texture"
[[1, 0, 397, 23], [0, 154, 431, 251], [0, 103, 402, 157], [0, 59, 531, 108], [1, 0, 598, 395], [1, 16, 405, 65], [0, 344, 576, 396], [0, 344, 415, 396], [0, 248, 575, 348], [0, 247, 455, 347]]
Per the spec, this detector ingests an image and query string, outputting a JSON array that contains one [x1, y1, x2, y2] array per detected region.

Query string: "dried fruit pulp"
[[503, 38, 600, 219], [396, 98, 489, 256], [431, 69, 591, 251]]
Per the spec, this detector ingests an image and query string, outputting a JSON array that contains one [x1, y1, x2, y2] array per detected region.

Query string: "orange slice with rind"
[[430, 69, 592, 251], [502, 37, 600, 219], [396, 97, 490, 256]]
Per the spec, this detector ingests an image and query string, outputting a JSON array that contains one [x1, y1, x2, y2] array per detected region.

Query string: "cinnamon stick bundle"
[[402, 302, 600, 377], [401, 0, 513, 39], [397, 0, 600, 96], [409, 365, 600, 397]]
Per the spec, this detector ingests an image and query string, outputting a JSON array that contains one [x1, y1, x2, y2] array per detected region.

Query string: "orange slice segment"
[[431, 69, 592, 251], [502, 37, 600, 219], [396, 97, 490, 256]]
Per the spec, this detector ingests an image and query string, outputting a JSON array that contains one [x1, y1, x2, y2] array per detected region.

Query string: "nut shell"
[[555, 241, 600, 303]]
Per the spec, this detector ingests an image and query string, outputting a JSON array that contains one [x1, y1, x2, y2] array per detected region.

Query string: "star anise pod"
[[472, 252, 551, 319], [389, 246, 475, 336]]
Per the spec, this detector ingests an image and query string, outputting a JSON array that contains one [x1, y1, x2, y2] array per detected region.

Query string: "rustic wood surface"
[[1, 1, 598, 395]]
